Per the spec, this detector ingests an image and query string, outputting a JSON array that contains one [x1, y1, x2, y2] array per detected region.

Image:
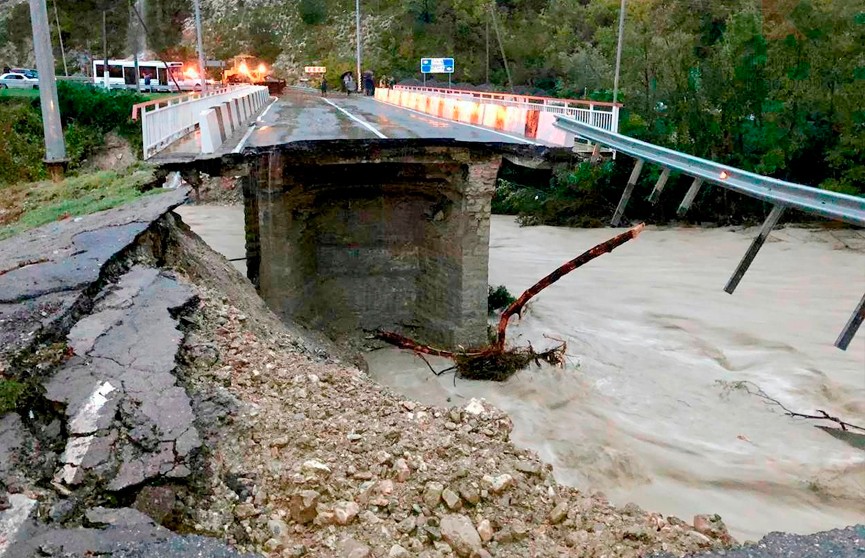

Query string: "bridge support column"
[[243, 143, 503, 349]]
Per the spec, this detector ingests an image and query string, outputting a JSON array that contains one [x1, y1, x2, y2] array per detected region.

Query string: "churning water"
[[366, 218, 865, 542], [177, 205, 865, 542]]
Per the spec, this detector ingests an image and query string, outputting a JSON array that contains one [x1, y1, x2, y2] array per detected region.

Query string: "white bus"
[[91, 59, 204, 92]]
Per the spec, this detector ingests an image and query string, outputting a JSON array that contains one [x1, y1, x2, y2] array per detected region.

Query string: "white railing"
[[136, 85, 264, 158], [394, 84, 621, 133]]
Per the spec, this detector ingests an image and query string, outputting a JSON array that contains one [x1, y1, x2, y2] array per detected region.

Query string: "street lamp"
[[612, 0, 626, 105], [355, 0, 361, 92]]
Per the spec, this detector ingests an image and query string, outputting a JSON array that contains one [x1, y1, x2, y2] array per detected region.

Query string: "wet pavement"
[[244, 89, 536, 148]]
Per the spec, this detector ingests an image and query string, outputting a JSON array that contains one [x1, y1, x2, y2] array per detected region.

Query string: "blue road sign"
[[420, 57, 455, 74]]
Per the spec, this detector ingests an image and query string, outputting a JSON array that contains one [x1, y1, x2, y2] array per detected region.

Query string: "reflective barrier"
[[374, 86, 618, 146]]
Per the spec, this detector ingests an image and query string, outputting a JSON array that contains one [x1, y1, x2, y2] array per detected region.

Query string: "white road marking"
[[0, 494, 38, 556], [233, 125, 257, 154], [237, 96, 279, 153], [372, 98, 538, 145], [69, 381, 116, 435], [322, 97, 388, 139], [256, 96, 277, 123]]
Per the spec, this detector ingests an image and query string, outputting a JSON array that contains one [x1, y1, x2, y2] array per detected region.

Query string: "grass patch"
[[0, 166, 161, 240], [0, 88, 39, 99], [0, 380, 25, 414]]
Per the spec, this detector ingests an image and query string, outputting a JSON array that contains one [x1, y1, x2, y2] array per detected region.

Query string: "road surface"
[[242, 88, 537, 148]]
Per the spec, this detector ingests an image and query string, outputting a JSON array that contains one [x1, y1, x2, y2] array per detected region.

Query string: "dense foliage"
[[1, 0, 862, 222], [0, 83, 146, 185]]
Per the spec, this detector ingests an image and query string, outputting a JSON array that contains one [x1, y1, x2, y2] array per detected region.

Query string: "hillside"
[[0, 0, 863, 199]]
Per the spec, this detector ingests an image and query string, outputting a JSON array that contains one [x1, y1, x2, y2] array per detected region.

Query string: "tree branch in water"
[[719, 380, 865, 433], [377, 225, 644, 381]]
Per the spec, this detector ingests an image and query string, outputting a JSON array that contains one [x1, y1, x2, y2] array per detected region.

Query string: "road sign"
[[420, 58, 454, 74], [304, 66, 326, 74]]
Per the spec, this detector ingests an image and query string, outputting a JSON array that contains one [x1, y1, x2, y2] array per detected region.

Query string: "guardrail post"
[[611, 158, 644, 226], [835, 293, 865, 350], [648, 168, 671, 204], [724, 205, 785, 294], [677, 177, 705, 216]]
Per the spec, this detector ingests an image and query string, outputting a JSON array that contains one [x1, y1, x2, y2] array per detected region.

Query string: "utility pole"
[[612, 0, 626, 105], [355, 0, 362, 93], [485, 12, 489, 84], [51, 0, 67, 76], [29, 0, 66, 181], [193, 0, 206, 91], [102, 11, 109, 88]]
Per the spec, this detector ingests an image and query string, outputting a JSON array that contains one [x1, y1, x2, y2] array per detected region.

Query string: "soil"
[[163, 215, 736, 557]]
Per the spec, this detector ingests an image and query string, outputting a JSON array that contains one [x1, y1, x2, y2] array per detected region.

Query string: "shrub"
[[488, 285, 516, 314]]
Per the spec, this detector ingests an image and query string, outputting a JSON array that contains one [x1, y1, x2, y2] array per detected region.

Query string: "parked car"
[[0, 72, 38, 89]]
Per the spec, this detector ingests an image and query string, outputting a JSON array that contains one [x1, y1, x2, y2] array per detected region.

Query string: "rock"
[[290, 490, 320, 524], [481, 474, 514, 494], [401, 401, 416, 411], [515, 460, 542, 475], [84, 507, 156, 528], [301, 460, 331, 477], [268, 518, 289, 537], [423, 481, 444, 509], [134, 485, 176, 525], [264, 538, 282, 552], [693, 513, 728, 539], [393, 458, 410, 482], [334, 501, 360, 525], [549, 502, 568, 524], [396, 516, 416, 534], [388, 544, 411, 558], [442, 487, 462, 510], [476, 519, 493, 542], [340, 537, 371, 558], [233, 503, 258, 519], [458, 484, 480, 505], [440, 514, 483, 558], [464, 399, 485, 415]]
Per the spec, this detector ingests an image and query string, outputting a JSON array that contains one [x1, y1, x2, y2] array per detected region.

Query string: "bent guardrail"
[[554, 116, 865, 350]]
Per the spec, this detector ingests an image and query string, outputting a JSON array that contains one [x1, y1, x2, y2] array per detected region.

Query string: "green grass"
[[0, 380, 25, 414], [0, 166, 162, 240], [0, 88, 39, 98]]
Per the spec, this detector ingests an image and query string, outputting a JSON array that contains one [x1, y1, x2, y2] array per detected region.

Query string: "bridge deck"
[[246, 89, 537, 147]]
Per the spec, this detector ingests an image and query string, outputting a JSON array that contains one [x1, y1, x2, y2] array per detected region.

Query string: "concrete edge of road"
[[233, 96, 279, 154], [322, 97, 388, 139], [370, 96, 539, 145]]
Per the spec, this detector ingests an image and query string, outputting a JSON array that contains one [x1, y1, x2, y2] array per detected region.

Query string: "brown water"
[[367, 218, 865, 541], [177, 205, 865, 541]]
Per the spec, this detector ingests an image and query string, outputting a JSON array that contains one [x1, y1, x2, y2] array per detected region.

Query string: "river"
[[176, 205, 865, 542]]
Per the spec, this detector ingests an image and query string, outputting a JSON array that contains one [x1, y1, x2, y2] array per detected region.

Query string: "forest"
[[1, 0, 862, 222]]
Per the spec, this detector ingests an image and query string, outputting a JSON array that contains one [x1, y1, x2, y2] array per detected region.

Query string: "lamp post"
[[612, 0, 626, 105], [355, 0, 361, 93]]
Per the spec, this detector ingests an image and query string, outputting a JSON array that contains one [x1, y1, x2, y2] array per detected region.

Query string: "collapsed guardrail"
[[554, 116, 865, 350]]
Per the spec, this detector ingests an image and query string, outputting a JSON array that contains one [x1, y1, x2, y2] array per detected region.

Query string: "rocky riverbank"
[[1, 189, 859, 557]]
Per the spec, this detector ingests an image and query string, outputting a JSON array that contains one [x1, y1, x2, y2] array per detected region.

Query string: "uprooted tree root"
[[376, 224, 645, 381]]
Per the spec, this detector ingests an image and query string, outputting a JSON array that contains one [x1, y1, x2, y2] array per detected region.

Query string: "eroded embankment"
[[0, 190, 736, 557]]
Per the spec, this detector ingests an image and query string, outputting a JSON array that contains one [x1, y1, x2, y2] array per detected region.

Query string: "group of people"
[[319, 72, 396, 97]]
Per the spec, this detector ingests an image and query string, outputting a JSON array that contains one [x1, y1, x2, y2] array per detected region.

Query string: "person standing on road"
[[320, 77, 328, 97]]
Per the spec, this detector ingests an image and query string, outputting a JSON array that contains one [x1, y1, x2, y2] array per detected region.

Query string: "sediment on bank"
[[0, 193, 735, 557]]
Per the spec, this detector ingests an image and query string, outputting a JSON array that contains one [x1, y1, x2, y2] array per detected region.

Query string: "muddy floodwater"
[[177, 205, 865, 542]]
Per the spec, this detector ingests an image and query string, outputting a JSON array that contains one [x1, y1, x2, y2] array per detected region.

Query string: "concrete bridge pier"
[[243, 141, 503, 348]]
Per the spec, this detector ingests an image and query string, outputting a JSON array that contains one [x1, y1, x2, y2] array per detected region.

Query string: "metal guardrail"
[[555, 116, 865, 350]]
